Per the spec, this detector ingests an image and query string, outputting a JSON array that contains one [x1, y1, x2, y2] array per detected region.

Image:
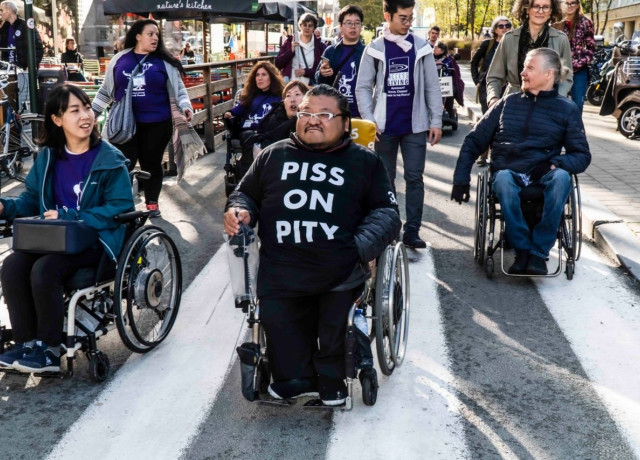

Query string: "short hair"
[[1, 1, 18, 15], [430, 26, 441, 33], [282, 79, 310, 99], [65, 37, 76, 47], [490, 16, 511, 39], [511, 0, 563, 24], [303, 84, 351, 119], [298, 13, 318, 29], [527, 48, 570, 84], [338, 5, 364, 24], [383, 0, 416, 16], [39, 84, 100, 156]]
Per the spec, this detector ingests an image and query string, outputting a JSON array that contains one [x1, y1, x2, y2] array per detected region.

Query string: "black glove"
[[451, 184, 470, 204], [527, 163, 553, 182]]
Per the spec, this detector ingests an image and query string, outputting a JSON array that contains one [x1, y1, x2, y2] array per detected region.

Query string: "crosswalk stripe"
[[535, 245, 640, 457], [47, 246, 245, 460], [327, 247, 469, 459]]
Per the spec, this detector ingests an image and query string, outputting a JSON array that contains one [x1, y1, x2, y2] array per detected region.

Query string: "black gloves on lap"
[[528, 163, 553, 183], [451, 184, 470, 204]]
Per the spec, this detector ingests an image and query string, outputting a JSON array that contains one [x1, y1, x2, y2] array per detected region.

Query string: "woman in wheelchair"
[[0, 84, 135, 373], [451, 48, 591, 275], [223, 62, 284, 172]]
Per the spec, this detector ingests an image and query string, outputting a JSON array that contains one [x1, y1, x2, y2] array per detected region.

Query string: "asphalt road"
[[1, 112, 639, 460]]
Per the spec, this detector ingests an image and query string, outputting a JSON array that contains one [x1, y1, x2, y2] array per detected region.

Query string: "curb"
[[462, 100, 640, 282]]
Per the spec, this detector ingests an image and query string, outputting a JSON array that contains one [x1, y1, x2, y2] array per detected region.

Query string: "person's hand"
[[294, 68, 305, 77], [528, 163, 553, 182], [184, 109, 193, 123], [223, 111, 232, 119], [451, 184, 471, 204], [0, 202, 4, 215], [319, 59, 333, 77], [43, 209, 59, 220], [428, 127, 442, 146], [223, 207, 251, 235], [291, 40, 299, 50], [488, 97, 498, 108]]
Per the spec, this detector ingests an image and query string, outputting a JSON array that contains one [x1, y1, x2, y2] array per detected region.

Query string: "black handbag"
[[12, 217, 99, 254]]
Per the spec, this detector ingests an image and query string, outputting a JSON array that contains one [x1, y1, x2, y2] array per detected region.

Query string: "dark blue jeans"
[[492, 168, 571, 258], [571, 68, 588, 113], [375, 131, 427, 234]]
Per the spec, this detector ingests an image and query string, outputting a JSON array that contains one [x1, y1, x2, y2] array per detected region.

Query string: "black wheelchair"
[[474, 166, 582, 279], [233, 224, 410, 409], [0, 171, 182, 382]]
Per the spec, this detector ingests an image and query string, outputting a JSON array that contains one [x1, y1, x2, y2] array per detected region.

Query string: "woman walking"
[[92, 19, 193, 217]]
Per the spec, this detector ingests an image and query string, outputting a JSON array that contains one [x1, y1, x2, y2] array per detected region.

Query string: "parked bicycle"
[[0, 75, 44, 183]]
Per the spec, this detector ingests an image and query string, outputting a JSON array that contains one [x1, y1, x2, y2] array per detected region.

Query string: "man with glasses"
[[275, 13, 326, 85], [356, 0, 442, 249], [224, 85, 400, 405], [315, 5, 365, 117]]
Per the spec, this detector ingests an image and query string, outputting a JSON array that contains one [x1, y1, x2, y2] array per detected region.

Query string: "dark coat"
[[453, 89, 591, 185], [470, 38, 498, 85], [60, 49, 83, 65], [246, 102, 295, 149], [0, 17, 44, 69], [275, 35, 326, 81]]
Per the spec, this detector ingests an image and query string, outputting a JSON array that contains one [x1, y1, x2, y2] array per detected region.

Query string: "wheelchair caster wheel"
[[566, 261, 574, 280], [360, 368, 378, 406], [485, 257, 494, 279], [89, 352, 111, 383]]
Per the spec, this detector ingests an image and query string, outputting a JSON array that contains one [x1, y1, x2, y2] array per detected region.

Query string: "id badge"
[[243, 120, 252, 128], [133, 74, 146, 88]]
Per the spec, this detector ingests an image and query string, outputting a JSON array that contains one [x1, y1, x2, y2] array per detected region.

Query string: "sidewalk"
[[458, 62, 640, 281]]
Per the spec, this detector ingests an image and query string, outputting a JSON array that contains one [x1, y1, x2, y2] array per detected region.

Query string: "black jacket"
[[246, 102, 295, 149], [60, 49, 83, 65], [470, 38, 498, 85], [0, 17, 44, 69], [453, 89, 591, 185], [227, 134, 400, 298]]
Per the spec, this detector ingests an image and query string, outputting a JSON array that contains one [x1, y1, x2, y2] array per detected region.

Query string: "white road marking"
[[327, 247, 469, 460], [535, 244, 640, 457], [47, 246, 246, 460]]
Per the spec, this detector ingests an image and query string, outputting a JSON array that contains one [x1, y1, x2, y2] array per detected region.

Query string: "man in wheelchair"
[[0, 85, 134, 373], [224, 85, 400, 405], [451, 48, 591, 275]]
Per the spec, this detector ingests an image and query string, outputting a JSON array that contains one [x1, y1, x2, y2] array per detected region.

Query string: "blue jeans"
[[492, 168, 571, 258], [571, 68, 588, 113], [375, 131, 427, 234]]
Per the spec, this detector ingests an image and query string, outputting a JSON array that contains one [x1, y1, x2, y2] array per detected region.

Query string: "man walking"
[[356, 0, 442, 249], [315, 5, 365, 117]]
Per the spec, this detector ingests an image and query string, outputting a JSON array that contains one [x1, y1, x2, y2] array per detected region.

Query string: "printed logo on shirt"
[[123, 63, 153, 96], [387, 56, 409, 86], [388, 191, 397, 205], [244, 103, 274, 128], [337, 61, 357, 100], [73, 182, 83, 210]]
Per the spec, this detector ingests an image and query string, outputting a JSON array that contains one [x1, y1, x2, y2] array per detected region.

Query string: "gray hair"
[[527, 48, 571, 84], [1, 1, 18, 14], [490, 16, 510, 39]]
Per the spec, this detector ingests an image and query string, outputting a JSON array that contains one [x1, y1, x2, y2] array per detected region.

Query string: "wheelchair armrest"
[[114, 211, 146, 223]]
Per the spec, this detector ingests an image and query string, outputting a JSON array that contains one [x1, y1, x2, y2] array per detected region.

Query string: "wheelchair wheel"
[[374, 242, 410, 375], [257, 325, 271, 394], [360, 368, 378, 406], [561, 176, 581, 267], [114, 226, 182, 353], [474, 171, 489, 265], [88, 352, 111, 383]]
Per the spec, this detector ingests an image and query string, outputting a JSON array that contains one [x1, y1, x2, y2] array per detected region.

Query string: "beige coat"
[[486, 26, 573, 101]]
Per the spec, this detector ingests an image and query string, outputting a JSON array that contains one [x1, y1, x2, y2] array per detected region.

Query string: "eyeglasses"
[[529, 4, 551, 12], [496, 23, 512, 29], [297, 112, 344, 122], [342, 21, 362, 28], [396, 15, 414, 25], [564, 1, 579, 6]]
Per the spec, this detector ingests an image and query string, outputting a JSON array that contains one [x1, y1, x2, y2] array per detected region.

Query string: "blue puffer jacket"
[[453, 89, 591, 185], [0, 141, 135, 262]]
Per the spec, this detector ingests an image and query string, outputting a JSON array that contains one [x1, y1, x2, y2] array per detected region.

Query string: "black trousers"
[[115, 119, 173, 204], [1, 247, 103, 346], [260, 287, 361, 382]]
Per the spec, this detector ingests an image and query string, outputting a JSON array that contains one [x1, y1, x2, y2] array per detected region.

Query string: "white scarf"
[[382, 23, 413, 52]]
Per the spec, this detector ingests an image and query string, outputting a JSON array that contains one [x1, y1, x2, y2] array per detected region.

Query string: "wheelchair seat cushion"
[[519, 183, 545, 203], [64, 265, 116, 291], [230, 139, 242, 149]]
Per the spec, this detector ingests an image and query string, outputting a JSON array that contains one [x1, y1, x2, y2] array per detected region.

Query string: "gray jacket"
[[355, 34, 443, 133], [91, 48, 193, 118], [485, 27, 573, 101]]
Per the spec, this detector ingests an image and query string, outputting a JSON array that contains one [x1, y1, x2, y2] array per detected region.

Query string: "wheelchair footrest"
[[257, 397, 296, 407], [0, 368, 67, 379], [303, 398, 346, 409]]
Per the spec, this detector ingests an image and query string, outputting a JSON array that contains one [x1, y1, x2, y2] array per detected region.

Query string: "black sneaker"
[[508, 250, 530, 274], [319, 377, 347, 406], [0, 343, 33, 368], [268, 378, 318, 400], [526, 255, 548, 275], [146, 201, 161, 218], [402, 233, 427, 249], [13, 342, 60, 373]]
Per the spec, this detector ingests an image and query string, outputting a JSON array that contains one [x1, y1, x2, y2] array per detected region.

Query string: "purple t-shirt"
[[53, 144, 100, 211], [114, 52, 171, 123], [334, 44, 360, 118], [383, 36, 415, 136]]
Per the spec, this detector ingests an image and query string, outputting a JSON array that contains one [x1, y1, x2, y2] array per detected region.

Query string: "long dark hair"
[[38, 84, 101, 157], [124, 19, 185, 76], [239, 61, 284, 108]]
